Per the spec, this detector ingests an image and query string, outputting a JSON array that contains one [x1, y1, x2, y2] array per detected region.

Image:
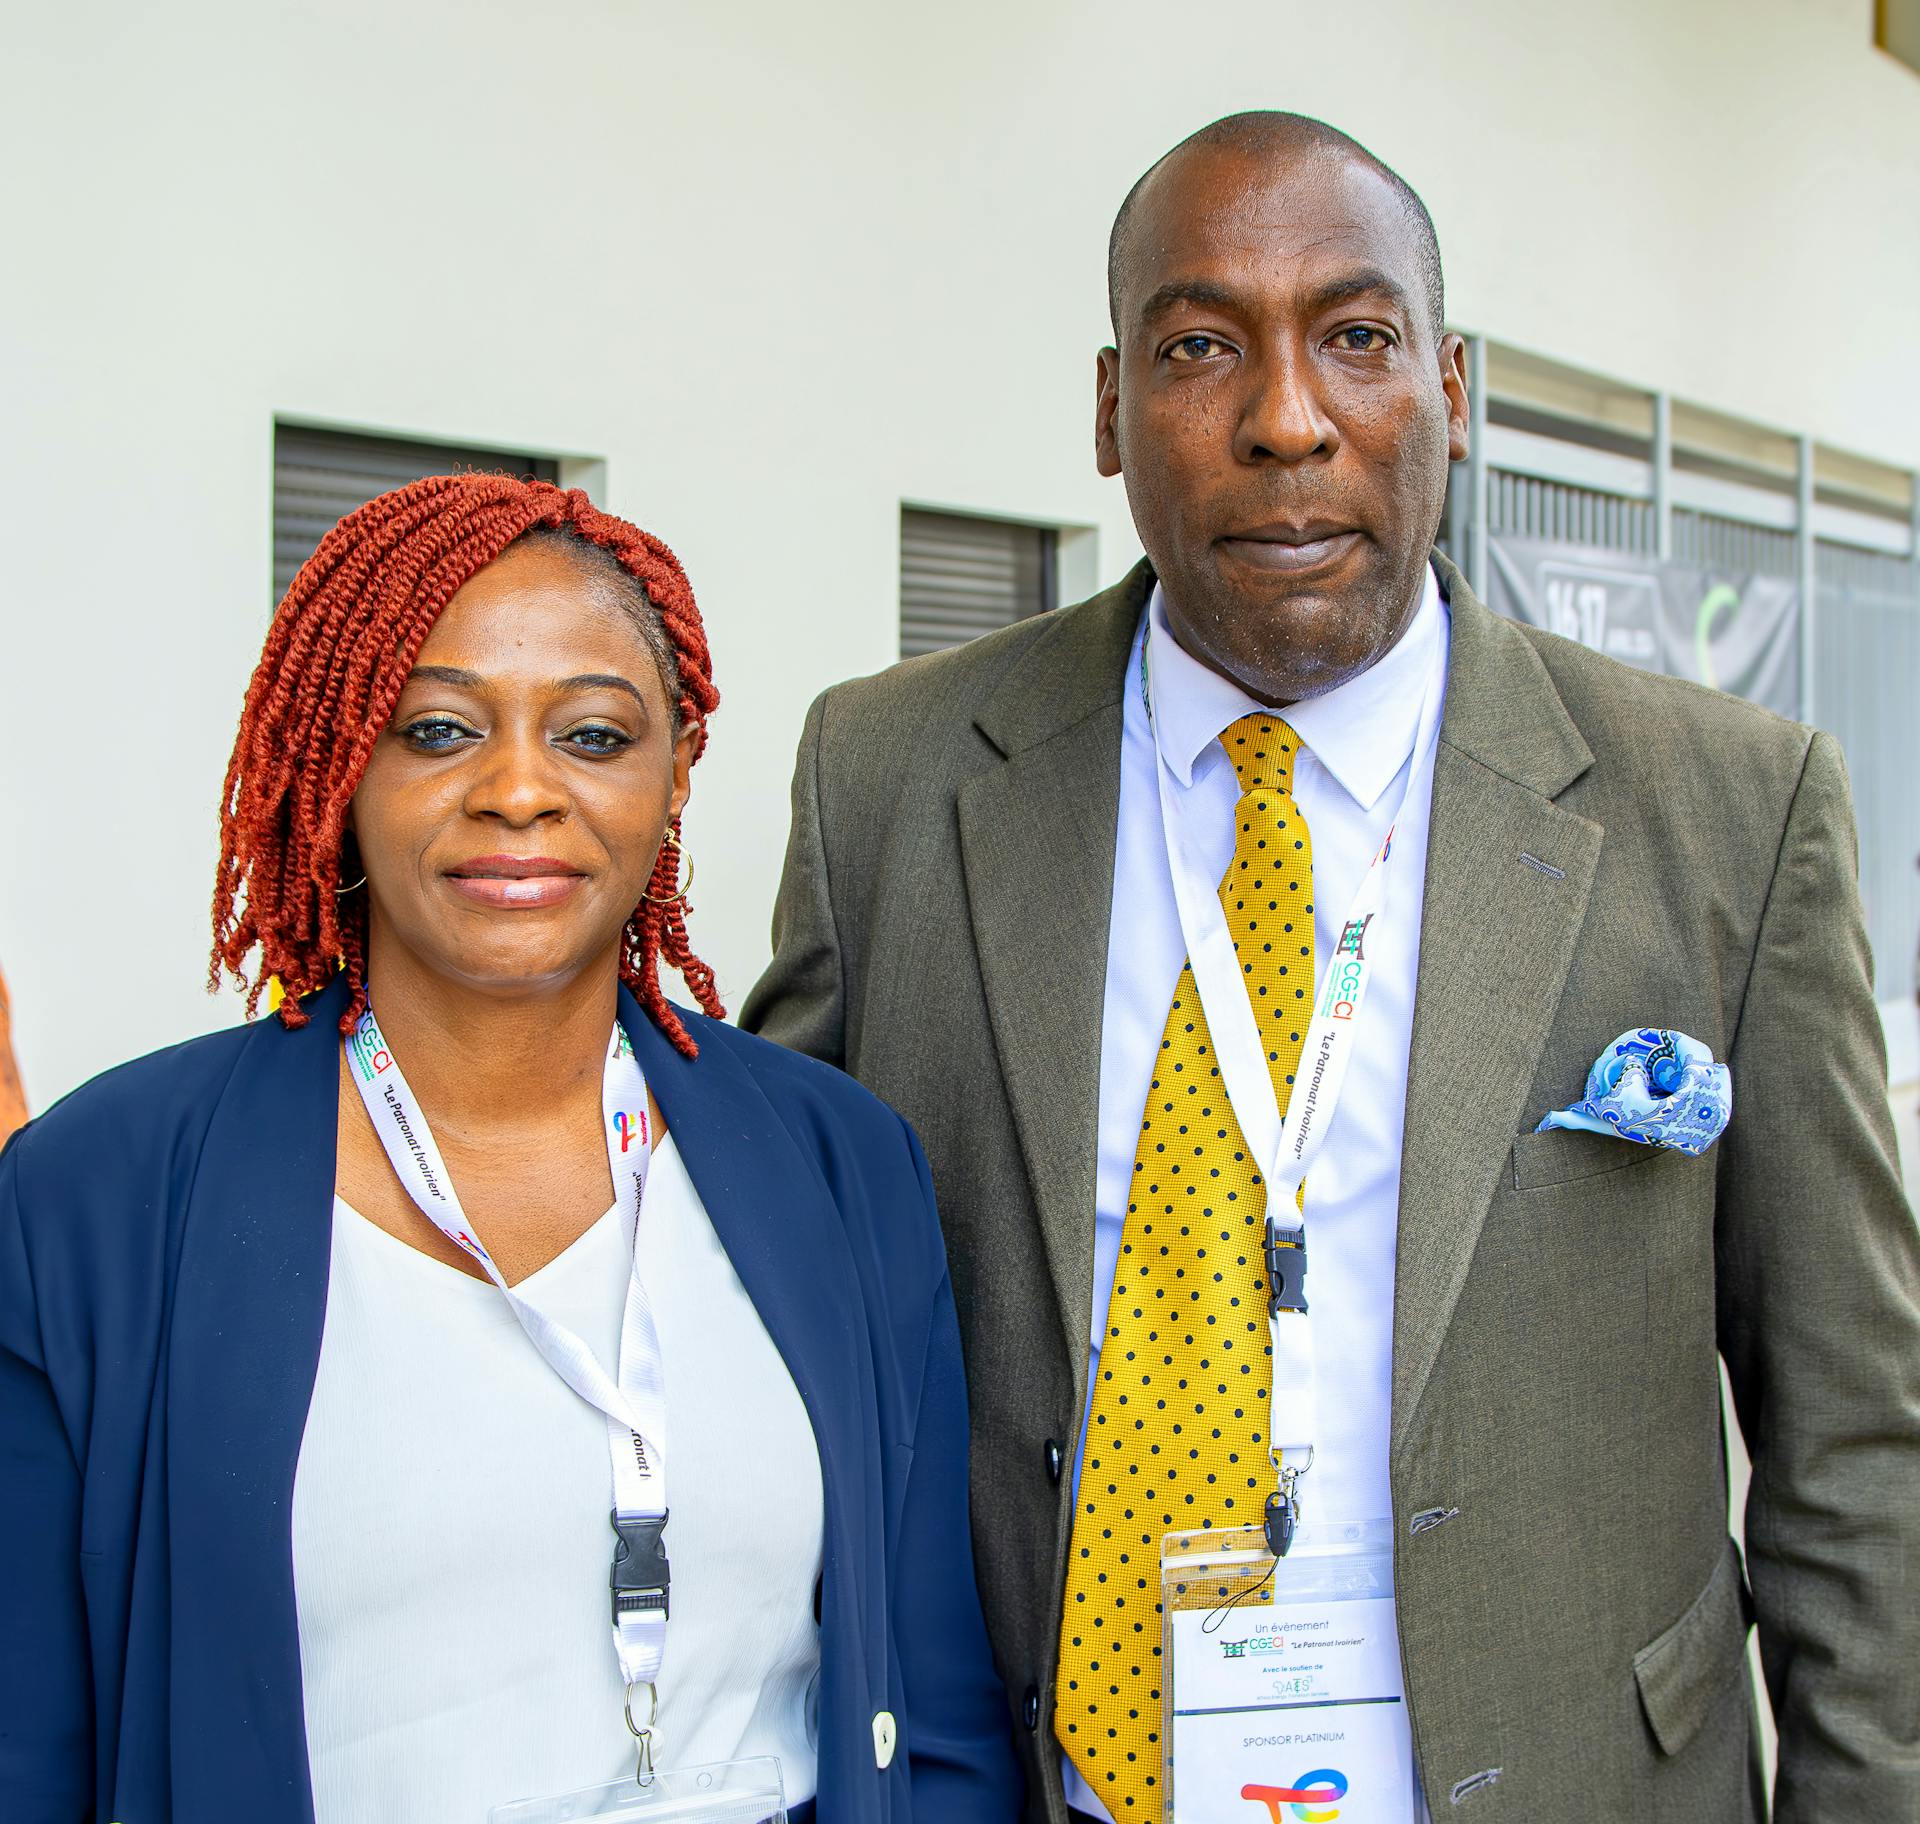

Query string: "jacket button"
[[1023, 1683, 1041, 1730], [872, 1709, 897, 1770], [1045, 1439, 1064, 1483]]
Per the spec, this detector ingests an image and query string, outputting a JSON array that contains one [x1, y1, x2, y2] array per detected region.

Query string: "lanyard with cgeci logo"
[[1142, 622, 1440, 1822], [344, 1005, 673, 1774]]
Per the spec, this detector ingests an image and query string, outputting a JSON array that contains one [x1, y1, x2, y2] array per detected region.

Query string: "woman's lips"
[[445, 874, 585, 908], [444, 857, 587, 909], [1218, 529, 1362, 574]]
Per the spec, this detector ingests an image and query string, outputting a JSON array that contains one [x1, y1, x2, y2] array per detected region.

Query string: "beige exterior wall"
[[3, 0, 1918, 1104]]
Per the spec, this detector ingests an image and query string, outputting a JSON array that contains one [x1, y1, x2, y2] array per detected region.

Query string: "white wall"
[[4, 0, 1918, 1107]]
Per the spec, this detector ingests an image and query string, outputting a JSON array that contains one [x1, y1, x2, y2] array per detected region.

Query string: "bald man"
[[744, 114, 1920, 1823]]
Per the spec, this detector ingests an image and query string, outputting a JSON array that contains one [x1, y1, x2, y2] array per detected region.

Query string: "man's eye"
[[1167, 334, 1228, 362], [563, 725, 633, 756], [1333, 326, 1392, 352], [399, 716, 475, 752]]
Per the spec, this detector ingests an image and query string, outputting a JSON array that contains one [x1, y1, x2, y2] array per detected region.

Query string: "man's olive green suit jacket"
[[741, 556, 1920, 1822]]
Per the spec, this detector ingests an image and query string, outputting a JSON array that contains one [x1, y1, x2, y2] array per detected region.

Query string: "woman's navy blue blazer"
[[0, 978, 1021, 1823]]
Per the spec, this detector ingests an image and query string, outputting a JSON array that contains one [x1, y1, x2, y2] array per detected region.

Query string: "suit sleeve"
[[892, 1119, 1024, 1821], [0, 1128, 95, 1821], [1714, 731, 1920, 1819], [738, 690, 848, 1070]]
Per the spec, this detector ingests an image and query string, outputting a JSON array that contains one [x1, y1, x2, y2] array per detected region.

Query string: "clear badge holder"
[[490, 1755, 787, 1824], [1161, 1520, 1417, 1823]]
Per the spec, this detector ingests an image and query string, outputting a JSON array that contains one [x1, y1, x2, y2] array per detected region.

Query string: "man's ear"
[[1095, 346, 1123, 478], [1439, 332, 1470, 464]]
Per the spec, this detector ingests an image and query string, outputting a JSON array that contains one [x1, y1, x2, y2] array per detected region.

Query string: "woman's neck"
[[362, 945, 622, 1140]]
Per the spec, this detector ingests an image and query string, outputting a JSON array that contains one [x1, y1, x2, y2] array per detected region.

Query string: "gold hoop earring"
[[643, 829, 693, 907], [334, 875, 367, 896]]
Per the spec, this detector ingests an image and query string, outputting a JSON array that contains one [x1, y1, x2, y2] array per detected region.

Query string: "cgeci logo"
[[1241, 1769, 1349, 1823], [1335, 914, 1373, 962], [1321, 953, 1364, 1021], [613, 1109, 644, 1154], [348, 1022, 392, 1081]]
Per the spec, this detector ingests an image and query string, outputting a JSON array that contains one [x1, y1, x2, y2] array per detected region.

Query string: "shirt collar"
[[1145, 562, 1446, 810]]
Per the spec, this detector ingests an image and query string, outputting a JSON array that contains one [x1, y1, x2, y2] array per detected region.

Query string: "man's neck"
[[362, 940, 621, 1143], [1154, 572, 1428, 711]]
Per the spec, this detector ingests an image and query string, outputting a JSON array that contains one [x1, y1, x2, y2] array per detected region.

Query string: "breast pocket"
[[1509, 1125, 1685, 1193]]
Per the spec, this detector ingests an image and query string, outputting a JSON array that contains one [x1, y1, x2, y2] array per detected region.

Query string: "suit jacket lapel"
[[168, 979, 342, 1823], [957, 564, 1148, 1370], [1391, 557, 1601, 1453]]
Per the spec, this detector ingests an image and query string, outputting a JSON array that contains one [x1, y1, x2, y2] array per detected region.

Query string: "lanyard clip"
[[1264, 1464, 1304, 1558], [610, 1509, 671, 1624], [1265, 1221, 1308, 1316], [625, 1680, 658, 1788]]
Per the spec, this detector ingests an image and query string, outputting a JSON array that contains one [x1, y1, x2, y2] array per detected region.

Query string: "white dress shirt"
[[1065, 564, 1448, 1822], [293, 1133, 824, 1823]]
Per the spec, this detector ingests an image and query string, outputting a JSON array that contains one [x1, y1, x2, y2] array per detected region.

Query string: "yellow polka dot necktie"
[[1056, 711, 1315, 1822]]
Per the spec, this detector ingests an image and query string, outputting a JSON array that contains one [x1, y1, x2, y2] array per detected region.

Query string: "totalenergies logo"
[[613, 1109, 645, 1153], [1242, 1770, 1348, 1823]]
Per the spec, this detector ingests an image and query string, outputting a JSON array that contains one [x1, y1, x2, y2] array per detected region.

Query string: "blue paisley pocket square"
[[1535, 1027, 1732, 1157]]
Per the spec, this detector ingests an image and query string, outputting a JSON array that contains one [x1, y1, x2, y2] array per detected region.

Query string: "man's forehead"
[[1125, 148, 1416, 312]]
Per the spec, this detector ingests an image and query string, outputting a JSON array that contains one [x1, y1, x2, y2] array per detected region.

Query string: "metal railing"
[[1816, 539, 1920, 1004], [1487, 470, 1657, 554], [1672, 508, 1799, 579], [1452, 336, 1919, 1004]]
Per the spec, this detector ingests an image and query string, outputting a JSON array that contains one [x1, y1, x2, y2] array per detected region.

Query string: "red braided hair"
[[211, 472, 724, 1057]]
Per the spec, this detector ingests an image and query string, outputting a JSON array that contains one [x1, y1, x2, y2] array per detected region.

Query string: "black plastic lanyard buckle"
[[1265, 1223, 1308, 1316], [1264, 1482, 1299, 1558], [610, 1510, 671, 1623]]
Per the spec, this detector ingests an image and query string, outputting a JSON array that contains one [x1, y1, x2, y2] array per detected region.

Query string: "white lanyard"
[[344, 1004, 671, 1706], [1143, 619, 1440, 1549]]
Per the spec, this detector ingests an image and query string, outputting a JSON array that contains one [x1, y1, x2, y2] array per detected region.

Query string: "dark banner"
[[1484, 534, 1799, 718]]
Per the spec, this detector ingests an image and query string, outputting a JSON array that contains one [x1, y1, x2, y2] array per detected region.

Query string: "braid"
[[212, 472, 724, 1057]]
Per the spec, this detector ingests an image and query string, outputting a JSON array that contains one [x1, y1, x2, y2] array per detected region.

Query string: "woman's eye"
[[563, 725, 633, 757], [399, 717, 475, 752], [1167, 334, 1228, 362]]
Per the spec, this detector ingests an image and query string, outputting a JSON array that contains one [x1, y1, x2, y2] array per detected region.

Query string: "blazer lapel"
[[956, 565, 1147, 1366], [168, 979, 343, 1823], [1391, 558, 1601, 1453]]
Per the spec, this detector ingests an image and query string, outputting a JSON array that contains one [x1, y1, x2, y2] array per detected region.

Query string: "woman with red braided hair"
[[0, 475, 1021, 1824]]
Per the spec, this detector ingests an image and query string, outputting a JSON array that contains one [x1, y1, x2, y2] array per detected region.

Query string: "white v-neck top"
[[292, 1133, 824, 1822]]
